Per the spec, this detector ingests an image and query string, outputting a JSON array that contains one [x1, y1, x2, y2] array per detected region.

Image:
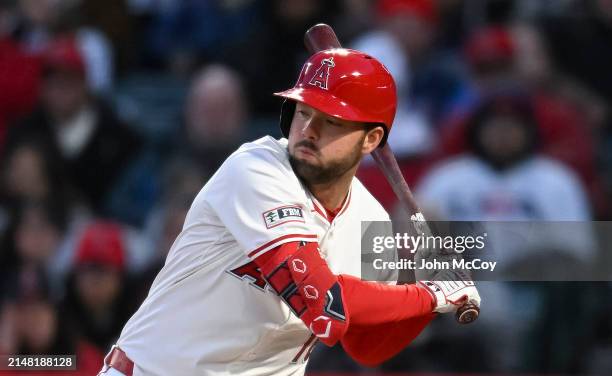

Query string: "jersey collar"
[[309, 185, 352, 224]]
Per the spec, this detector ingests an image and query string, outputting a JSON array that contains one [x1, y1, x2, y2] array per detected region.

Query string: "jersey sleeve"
[[204, 150, 318, 259]]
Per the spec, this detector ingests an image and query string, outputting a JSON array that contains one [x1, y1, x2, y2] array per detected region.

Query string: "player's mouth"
[[297, 146, 317, 157], [295, 141, 319, 158]]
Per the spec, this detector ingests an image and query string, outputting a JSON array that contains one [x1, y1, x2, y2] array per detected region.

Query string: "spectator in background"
[[0, 278, 104, 375], [60, 221, 132, 352], [1, 141, 53, 203], [410, 93, 594, 372], [441, 25, 608, 217], [0, 138, 94, 290], [0, 200, 68, 302], [13, 0, 114, 93], [179, 64, 251, 172], [0, 1, 42, 152], [6, 37, 141, 215], [418, 92, 591, 222], [0, 139, 54, 243], [0, 138, 73, 209]]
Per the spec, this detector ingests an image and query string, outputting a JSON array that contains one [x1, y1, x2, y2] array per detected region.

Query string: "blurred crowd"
[[0, 0, 611, 375]]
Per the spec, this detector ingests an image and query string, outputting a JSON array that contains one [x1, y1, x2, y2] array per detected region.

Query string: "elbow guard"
[[258, 242, 348, 346]]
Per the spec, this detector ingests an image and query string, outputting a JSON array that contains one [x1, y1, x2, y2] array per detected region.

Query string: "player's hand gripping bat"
[[303, 23, 479, 324]]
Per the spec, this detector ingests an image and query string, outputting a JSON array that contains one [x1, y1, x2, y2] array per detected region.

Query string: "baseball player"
[[99, 49, 481, 376]]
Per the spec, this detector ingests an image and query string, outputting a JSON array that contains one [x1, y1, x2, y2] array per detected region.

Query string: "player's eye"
[[326, 118, 341, 127]]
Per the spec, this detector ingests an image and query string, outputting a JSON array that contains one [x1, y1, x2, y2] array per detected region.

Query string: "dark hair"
[[467, 92, 540, 169], [0, 198, 68, 272], [0, 135, 72, 208], [17, 296, 77, 355]]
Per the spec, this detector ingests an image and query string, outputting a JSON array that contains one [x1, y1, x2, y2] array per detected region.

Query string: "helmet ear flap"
[[279, 100, 296, 138]]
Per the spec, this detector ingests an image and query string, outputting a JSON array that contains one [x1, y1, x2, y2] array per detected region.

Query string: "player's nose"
[[301, 117, 322, 140]]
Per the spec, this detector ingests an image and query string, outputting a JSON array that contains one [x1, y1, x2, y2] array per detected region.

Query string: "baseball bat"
[[304, 23, 479, 325]]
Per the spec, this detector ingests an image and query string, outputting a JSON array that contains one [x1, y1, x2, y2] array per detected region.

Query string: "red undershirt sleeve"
[[341, 314, 435, 366], [337, 274, 436, 366], [337, 274, 434, 325]]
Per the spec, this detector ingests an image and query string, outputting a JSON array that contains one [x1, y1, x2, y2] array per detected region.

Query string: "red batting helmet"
[[274, 48, 397, 146]]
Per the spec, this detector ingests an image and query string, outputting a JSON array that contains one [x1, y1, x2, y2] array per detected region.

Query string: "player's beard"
[[289, 138, 363, 186]]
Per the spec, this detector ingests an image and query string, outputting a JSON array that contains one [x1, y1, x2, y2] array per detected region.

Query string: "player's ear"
[[362, 125, 384, 154]]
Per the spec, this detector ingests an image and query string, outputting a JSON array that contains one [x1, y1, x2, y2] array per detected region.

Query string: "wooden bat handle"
[[370, 144, 421, 215], [303, 23, 478, 325]]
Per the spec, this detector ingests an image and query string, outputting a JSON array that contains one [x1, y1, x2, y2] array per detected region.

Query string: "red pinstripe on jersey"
[[248, 233, 318, 259]]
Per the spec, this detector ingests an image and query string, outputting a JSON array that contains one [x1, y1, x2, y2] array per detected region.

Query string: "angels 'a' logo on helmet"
[[308, 57, 335, 90]]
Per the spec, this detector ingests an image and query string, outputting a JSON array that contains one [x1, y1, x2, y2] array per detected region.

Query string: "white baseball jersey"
[[116, 136, 392, 376]]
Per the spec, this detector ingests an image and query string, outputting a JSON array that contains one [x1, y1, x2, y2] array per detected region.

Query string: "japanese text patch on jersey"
[[263, 205, 305, 229]]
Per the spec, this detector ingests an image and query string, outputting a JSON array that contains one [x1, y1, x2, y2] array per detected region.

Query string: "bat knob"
[[456, 303, 479, 324], [304, 23, 342, 52]]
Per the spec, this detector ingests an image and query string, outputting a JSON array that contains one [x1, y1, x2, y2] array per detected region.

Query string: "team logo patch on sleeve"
[[263, 205, 305, 229]]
